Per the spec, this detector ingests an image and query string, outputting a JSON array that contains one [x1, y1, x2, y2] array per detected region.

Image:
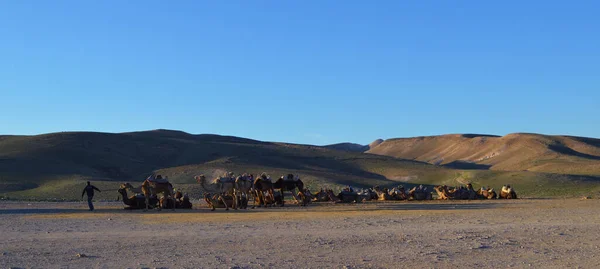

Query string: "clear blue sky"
[[1, 1, 598, 145]]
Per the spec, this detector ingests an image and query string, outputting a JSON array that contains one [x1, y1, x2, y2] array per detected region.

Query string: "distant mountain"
[[324, 139, 385, 152], [366, 133, 600, 176], [323, 143, 369, 152]]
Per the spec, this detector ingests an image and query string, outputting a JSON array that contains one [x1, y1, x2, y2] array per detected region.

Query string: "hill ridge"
[[367, 133, 600, 176]]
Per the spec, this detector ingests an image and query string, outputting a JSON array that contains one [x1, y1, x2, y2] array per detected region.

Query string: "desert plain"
[[1, 198, 599, 269]]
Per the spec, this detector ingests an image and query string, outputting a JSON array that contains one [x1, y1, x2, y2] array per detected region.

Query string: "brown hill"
[[0, 129, 444, 197], [366, 133, 600, 176]]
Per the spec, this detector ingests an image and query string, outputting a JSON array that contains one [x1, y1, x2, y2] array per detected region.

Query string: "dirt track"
[[1, 199, 599, 268]]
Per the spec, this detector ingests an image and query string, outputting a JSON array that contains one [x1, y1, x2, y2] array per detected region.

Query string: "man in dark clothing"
[[82, 181, 101, 211]]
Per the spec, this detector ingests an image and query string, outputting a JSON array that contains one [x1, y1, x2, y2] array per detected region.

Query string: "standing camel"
[[235, 174, 254, 209], [273, 174, 306, 206], [253, 173, 275, 207], [141, 175, 175, 212]]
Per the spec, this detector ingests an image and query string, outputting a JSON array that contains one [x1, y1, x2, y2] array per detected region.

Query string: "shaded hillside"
[[0, 129, 445, 196], [367, 133, 600, 176]]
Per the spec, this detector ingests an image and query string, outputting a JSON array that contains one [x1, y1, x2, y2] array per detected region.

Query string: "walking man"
[[82, 181, 101, 211]]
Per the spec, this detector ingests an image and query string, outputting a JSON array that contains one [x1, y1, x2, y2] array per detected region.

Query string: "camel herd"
[[195, 172, 306, 210], [116, 172, 518, 211]]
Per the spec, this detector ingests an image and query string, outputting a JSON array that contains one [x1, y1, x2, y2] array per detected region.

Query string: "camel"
[[235, 174, 254, 209], [390, 186, 408, 200], [356, 189, 373, 201], [297, 190, 310, 205], [373, 186, 393, 201], [365, 188, 379, 201], [204, 193, 235, 211], [141, 175, 176, 211], [325, 189, 342, 203], [121, 183, 143, 195], [477, 187, 497, 199], [500, 185, 518, 199], [434, 185, 468, 200], [310, 188, 341, 202], [117, 187, 158, 210], [253, 173, 275, 207], [254, 190, 284, 206], [464, 183, 478, 200], [302, 188, 315, 203], [160, 196, 175, 209], [273, 174, 306, 206], [336, 189, 362, 203], [434, 185, 452, 200], [408, 185, 432, 201], [161, 191, 192, 209], [435, 184, 482, 200], [312, 189, 331, 202], [195, 173, 237, 210], [356, 188, 381, 202]]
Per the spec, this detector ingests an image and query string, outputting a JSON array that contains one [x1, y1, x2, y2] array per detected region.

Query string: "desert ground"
[[1, 199, 599, 269]]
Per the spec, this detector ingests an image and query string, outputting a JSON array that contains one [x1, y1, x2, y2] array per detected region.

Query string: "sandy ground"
[[1, 199, 599, 269]]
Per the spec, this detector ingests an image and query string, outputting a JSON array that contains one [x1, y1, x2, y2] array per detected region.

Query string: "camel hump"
[[146, 174, 170, 184], [258, 178, 271, 183], [148, 178, 170, 184], [283, 174, 299, 182], [218, 177, 236, 183], [239, 176, 252, 182]]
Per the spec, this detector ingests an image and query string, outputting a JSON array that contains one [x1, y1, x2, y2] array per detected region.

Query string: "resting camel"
[[204, 193, 235, 211], [362, 188, 378, 201], [373, 186, 393, 201], [195, 173, 237, 210], [122, 183, 143, 195], [390, 186, 408, 200], [325, 189, 342, 203], [477, 187, 497, 199], [312, 189, 331, 202], [356, 189, 373, 201], [336, 189, 361, 203], [408, 185, 432, 201], [141, 175, 176, 211], [500, 185, 518, 199], [273, 174, 306, 206], [434, 185, 469, 200], [464, 183, 479, 200], [434, 185, 452, 200], [177, 191, 193, 209], [117, 187, 159, 210], [254, 190, 284, 206], [301, 188, 315, 204], [297, 190, 310, 205], [310, 188, 340, 202], [253, 173, 275, 207], [161, 191, 193, 209]]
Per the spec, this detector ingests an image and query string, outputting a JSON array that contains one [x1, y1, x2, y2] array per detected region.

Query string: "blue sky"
[[1, 1, 598, 145]]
